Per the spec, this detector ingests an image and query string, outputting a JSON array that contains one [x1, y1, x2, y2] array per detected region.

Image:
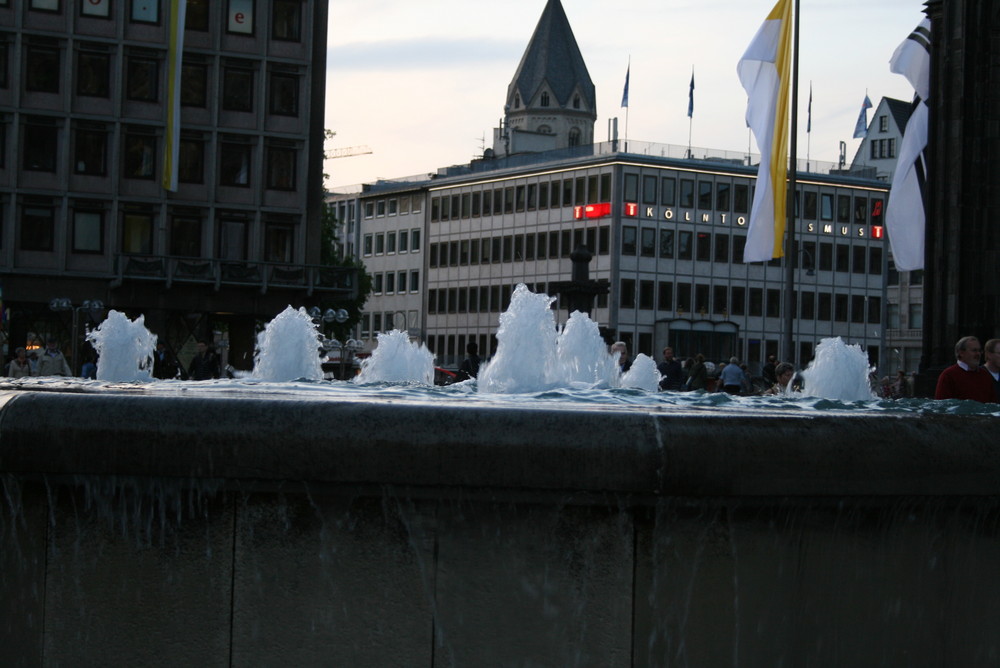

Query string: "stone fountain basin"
[[2, 382, 999, 666]]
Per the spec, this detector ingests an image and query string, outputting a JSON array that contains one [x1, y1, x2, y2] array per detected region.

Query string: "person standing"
[[719, 356, 746, 395], [187, 341, 221, 380], [6, 347, 35, 378], [153, 342, 180, 380], [611, 341, 632, 373], [761, 354, 778, 386], [454, 341, 481, 382], [765, 362, 796, 395], [657, 346, 683, 391], [934, 336, 996, 402], [687, 353, 708, 391], [984, 338, 1000, 403], [36, 339, 72, 376]]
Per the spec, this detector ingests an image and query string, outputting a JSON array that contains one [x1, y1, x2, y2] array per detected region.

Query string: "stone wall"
[[2, 387, 998, 666]]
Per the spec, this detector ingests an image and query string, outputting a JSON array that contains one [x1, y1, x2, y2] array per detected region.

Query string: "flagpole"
[[687, 66, 694, 158], [782, 0, 800, 366], [806, 81, 812, 171]]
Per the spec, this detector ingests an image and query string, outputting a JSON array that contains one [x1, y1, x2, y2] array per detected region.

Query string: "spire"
[[507, 0, 595, 112], [494, 0, 597, 156]]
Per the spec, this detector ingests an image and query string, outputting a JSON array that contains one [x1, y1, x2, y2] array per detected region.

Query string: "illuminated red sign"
[[573, 202, 612, 219], [871, 225, 884, 239], [623, 202, 638, 217]]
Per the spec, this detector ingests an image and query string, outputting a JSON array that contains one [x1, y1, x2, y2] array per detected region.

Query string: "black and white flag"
[[886, 19, 930, 272]]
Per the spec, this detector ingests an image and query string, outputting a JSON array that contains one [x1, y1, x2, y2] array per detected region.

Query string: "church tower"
[[492, 0, 597, 157]]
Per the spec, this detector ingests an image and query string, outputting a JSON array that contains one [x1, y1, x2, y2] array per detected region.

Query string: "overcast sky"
[[324, 0, 925, 188]]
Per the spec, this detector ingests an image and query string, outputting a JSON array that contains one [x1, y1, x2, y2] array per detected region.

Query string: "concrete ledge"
[[0, 386, 996, 497]]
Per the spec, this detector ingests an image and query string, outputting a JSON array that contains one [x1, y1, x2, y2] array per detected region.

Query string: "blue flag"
[[621, 64, 630, 108], [687, 71, 695, 118], [807, 82, 812, 133], [853, 94, 872, 138]]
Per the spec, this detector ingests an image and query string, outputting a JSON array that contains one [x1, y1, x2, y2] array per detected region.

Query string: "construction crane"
[[327, 145, 373, 159]]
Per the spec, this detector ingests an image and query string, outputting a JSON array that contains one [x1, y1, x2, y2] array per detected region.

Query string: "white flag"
[[885, 19, 930, 272], [737, 0, 793, 263]]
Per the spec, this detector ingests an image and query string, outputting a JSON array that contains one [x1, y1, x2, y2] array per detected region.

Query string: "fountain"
[[251, 305, 325, 382], [354, 329, 435, 384], [2, 291, 999, 665], [85, 309, 157, 382], [799, 336, 877, 402]]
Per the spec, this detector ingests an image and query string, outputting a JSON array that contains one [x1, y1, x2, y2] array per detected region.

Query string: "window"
[[800, 291, 815, 319], [186, 0, 209, 30], [23, 119, 58, 172], [375, 233, 384, 255], [398, 230, 408, 253], [642, 175, 657, 204], [853, 197, 867, 224], [713, 285, 728, 314], [640, 228, 655, 257], [680, 179, 694, 208], [624, 174, 638, 201], [835, 294, 848, 322], [170, 215, 201, 257], [222, 65, 254, 112], [804, 191, 817, 219], [716, 183, 731, 211], [269, 71, 298, 116], [410, 270, 420, 292], [766, 289, 780, 317], [0, 37, 8, 89], [698, 181, 712, 209], [266, 145, 296, 190], [835, 244, 849, 272], [731, 286, 745, 316], [122, 211, 153, 254], [126, 52, 159, 102], [818, 293, 831, 321], [820, 194, 834, 220], [852, 246, 866, 274], [851, 295, 865, 323], [749, 288, 763, 316], [714, 234, 729, 263], [661, 177, 676, 206], [867, 296, 881, 324], [622, 226, 637, 255], [387, 232, 397, 254], [659, 229, 674, 258], [21, 204, 54, 251], [657, 281, 673, 311], [181, 61, 207, 107], [540, 91, 550, 106], [272, 0, 300, 41], [217, 215, 248, 260], [678, 231, 692, 260], [25, 41, 60, 93], [677, 283, 692, 312], [410, 229, 420, 251], [620, 279, 636, 309], [131, 0, 159, 23], [178, 137, 204, 183], [908, 303, 922, 329], [264, 224, 294, 263], [77, 48, 110, 97], [837, 195, 851, 223], [879, 115, 889, 132], [819, 242, 833, 271], [363, 234, 372, 256], [227, 0, 253, 34], [220, 141, 252, 186], [639, 280, 654, 310], [734, 184, 749, 213], [696, 232, 711, 261], [74, 124, 108, 176], [123, 130, 157, 179]]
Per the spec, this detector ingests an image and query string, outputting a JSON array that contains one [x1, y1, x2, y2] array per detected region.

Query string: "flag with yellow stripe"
[[737, 0, 793, 262], [162, 0, 187, 191]]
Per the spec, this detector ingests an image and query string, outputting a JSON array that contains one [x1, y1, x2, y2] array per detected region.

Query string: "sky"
[[324, 0, 926, 189]]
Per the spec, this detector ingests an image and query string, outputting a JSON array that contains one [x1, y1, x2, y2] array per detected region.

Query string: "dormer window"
[[573, 95, 580, 110], [540, 92, 550, 107], [569, 128, 581, 147], [514, 93, 520, 108]]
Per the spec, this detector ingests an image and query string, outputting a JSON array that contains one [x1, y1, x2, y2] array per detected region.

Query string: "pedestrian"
[[611, 341, 632, 373], [686, 353, 708, 391], [152, 342, 180, 380], [187, 341, 221, 380], [657, 346, 683, 391], [934, 336, 995, 402], [36, 339, 72, 376], [6, 347, 35, 378], [719, 356, 746, 395], [981, 338, 1000, 403], [454, 341, 481, 382], [761, 354, 778, 386], [765, 362, 796, 395]]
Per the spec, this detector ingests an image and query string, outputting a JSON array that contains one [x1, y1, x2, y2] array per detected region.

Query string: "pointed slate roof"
[[506, 0, 595, 111]]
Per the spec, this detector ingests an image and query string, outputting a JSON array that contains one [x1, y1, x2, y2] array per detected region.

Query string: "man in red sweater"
[[934, 336, 997, 403]]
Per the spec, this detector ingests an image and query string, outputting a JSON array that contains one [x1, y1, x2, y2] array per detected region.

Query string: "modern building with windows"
[[0, 0, 353, 374], [334, 0, 891, 376]]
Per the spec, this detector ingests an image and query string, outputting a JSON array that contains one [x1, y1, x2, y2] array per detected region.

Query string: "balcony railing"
[[113, 255, 357, 297]]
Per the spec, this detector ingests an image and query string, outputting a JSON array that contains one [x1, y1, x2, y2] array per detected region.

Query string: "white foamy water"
[[556, 310, 620, 388], [800, 337, 876, 402], [252, 306, 325, 382], [86, 310, 157, 383], [354, 329, 435, 384], [621, 354, 661, 392]]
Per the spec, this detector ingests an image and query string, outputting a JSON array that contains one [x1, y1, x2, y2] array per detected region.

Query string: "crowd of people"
[[3, 338, 224, 381]]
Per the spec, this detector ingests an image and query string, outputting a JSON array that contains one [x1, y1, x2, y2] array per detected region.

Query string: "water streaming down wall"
[[1, 386, 999, 666]]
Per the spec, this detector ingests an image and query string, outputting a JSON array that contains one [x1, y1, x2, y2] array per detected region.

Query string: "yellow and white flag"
[[737, 0, 793, 262], [162, 0, 187, 191]]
